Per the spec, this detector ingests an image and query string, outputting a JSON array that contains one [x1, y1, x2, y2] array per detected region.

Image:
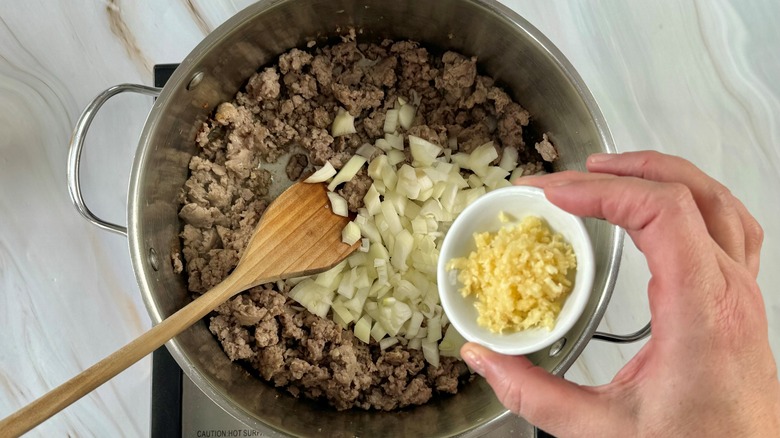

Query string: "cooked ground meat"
[[535, 133, 559, 162], [285, 153, 308, 180], [337, 168, 372, 212], [177, 35, 554, 411]]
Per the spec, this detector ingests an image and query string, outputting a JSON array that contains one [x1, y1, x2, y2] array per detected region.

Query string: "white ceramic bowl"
[[437, 185, 595, 356]]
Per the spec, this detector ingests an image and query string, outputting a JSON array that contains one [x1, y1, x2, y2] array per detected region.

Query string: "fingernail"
[[588, 153, 616, 163], [462, 349, 485, 376]]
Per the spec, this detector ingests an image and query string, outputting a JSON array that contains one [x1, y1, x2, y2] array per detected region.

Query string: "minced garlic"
[[446, 215, 576, 333]]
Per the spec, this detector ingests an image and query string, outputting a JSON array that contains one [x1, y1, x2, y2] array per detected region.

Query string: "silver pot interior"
[[128, 0, 620, 436]]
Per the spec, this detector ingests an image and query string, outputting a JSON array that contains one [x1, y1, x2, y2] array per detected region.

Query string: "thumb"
[[461, 343, 625, 436]]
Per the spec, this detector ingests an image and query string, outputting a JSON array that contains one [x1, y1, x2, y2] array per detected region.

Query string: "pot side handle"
[[67, 83, 162, 236], [592, 322, 651, 344]]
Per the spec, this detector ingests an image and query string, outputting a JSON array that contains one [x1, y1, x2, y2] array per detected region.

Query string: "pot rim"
[[127, 0, 622, 435]]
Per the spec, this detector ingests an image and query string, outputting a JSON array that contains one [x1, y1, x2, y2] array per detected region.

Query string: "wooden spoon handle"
[[0, 274, 247, 437]]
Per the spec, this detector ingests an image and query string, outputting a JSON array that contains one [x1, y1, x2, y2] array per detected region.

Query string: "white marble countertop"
[[1, 0, 778, 436]]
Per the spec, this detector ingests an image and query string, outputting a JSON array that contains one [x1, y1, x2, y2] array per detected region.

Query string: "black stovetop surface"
[[149, 64, 185, 438]]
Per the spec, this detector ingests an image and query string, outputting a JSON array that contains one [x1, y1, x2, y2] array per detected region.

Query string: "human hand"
[[460, 151, 780, 437]]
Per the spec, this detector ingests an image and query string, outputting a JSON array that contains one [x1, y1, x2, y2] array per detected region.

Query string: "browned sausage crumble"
[[176, 35, 556, 411]]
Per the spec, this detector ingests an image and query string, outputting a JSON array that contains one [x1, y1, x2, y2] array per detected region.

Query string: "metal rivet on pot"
[[187, 72, 204, 90], [148, 247, 160, 271], [548, 338, 566, 357]]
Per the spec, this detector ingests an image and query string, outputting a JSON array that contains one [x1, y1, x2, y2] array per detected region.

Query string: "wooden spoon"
[[0, 181, 359, 436]]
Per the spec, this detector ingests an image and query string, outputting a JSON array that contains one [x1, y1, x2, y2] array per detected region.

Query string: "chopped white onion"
[[385, 133, 404, 150], [410, 90, 421, 106], [288, 279, 334, 318], [332, 307, 350, 329], [467, 174, 482, 189], [409, 135, 442, 167], [379, 164, 398, 192], [469, 142, 499, 169], [422, 166, 448, 183], [337, 274, 356, 299], [328, 155, 367, 191], [383, 109, 399, 133], [370, 320, 388, 342], [363, 184, 381, 216], [499, 145, 519, 172], [439, 182, 459, 213], [327, 191, 349, 217], [332, 302, 355, 325], [386, 149, 405, 166], [341, 221, 361, 245], [404, 311, 425, 339], [384, 191, 408, 216], [404, 201, 421, 220], [356, 143, 377, 159], [380, 336, 399, 350], [367, 155, 389, 181], [354, 315, 372, 344], [447, 137, 458, 149], [303, 161, 337, 183], [411, 216, 428, 234], [510, 167, 546, 182], [482, 166, 510, 189], [358, 217, 382, 244], [331, 108, 357, 137], [378, 297, 412, 336], [315, 261, 346, 289], [450, 152, 471, 168], [353, 266, 370, 288], [448, 171, 469, 189], [285, 112, 531, 366], [375, 138, 392, 152], [398, 104, 416, 130], [421, 339, 440, 368], [403, 289, 424, 310], [391, 229, 413, 271], [490, 178, 512, 190], [380, 200, 403, 235], [395, 164, 420, 199], [426, 315, 442, 342]]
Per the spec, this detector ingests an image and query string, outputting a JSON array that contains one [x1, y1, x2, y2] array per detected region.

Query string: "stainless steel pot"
[[67, 0, 650, 436]]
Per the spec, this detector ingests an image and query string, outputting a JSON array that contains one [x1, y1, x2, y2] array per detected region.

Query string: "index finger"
[[587, 151, 761, 273], [518, 172, 727, 329]]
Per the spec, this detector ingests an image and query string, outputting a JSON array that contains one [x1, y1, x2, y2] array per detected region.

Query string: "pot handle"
[[592, 321, 651, 344], [532, 322, 652, 437], [67, 84, 162, 236]]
